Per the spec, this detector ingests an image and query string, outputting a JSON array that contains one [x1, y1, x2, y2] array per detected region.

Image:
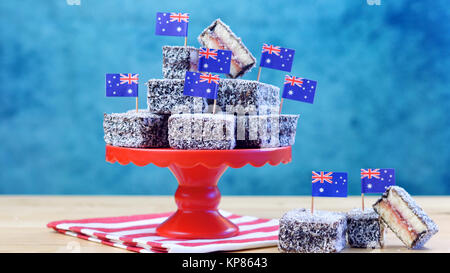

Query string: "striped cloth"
[[47, 210, 279, 253]]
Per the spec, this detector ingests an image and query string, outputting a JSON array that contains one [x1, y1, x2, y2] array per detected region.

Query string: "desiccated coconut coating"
[[278, 209, 347, 253], [162, 46, 199, 79], [147, 79, 279, 115], [279, 114, 299, 147], [168, 113, 236, 150], [346, 208, 385, 249], [212, 79, 280, 115], [235, 115, 280, 148], [147, 79, 208, 114], [235, 114, 299, 148], [373, 186, 438, 249], [198, 18, 256, 78], [103, 110, 169, 148]]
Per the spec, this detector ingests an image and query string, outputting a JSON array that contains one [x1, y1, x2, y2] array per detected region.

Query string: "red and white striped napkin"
[[47, 210, 279, 253]]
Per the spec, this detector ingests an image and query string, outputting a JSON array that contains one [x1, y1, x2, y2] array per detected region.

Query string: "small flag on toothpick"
[[260, 44, 295, 72], [106, 73, 139, 97], [311, 171, 348, 214], [106, 73, 139, 112], [282, 75, 317, 104], [360, 168, 395, 210], [312, 171, 348, 197], [198, 48, 232, 74], [155, 12, 189, 37], [183, 72, 220, 113], [361, 168, 395, 193], [183, 71, 219, 100], [257, 44, 295, 81]]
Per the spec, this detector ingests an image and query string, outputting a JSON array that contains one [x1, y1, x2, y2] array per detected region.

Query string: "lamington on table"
[[278, 209, 347, 253], [235, 114, 299, 148], [162, 46, 199, 79], [103, 110, 169, 148], [168, 113, 236, 150], [373, 186, 438, 249], [346, 208, 385, 249], [147, 79, 279, 115], [198, 18, 256, 78]]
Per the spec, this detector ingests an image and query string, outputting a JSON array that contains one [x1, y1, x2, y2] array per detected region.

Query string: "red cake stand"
[[105, 145, 292, 239]]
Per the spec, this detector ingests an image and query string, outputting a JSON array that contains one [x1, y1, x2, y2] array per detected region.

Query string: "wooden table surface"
[[0, 195, 448, 253]]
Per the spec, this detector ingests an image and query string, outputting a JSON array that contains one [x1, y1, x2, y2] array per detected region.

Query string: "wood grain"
[[0, 195, 448, 253]]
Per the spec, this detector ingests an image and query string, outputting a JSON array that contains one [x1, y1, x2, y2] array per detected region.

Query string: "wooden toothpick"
[[184, 36, 187, 47], [256, 67, 262, 82], [311, 196, 314, 214], [212, 99, 217, 114], [361, 193, 365, 211], [136, 97, 139, 113], [278, 98, 284, 114]]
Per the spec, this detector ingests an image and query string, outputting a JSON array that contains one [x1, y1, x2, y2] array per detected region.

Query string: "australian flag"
[[361, 169, 395, 193], [183, 71, 219, 100], [312, 171, 348, 197], [105, 73, 138, 97], [259, 44, 295, 72], [198, 48, 232, 74], [155, 12, 189, 37], [282, 75, 317, 104]]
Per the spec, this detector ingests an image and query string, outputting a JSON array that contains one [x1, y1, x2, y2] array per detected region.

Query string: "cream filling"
[[200, 23, 254, 77], [375, 190, 427, 247]]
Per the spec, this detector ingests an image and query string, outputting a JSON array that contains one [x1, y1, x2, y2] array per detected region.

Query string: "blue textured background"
[[1, 0, 449, 195]]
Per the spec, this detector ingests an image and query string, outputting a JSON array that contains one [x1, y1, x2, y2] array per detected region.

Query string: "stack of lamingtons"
[[104, 19, 299, 150]]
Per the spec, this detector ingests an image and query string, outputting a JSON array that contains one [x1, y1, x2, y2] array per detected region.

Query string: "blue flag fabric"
[[282, 75, 317, 104], [198, 48, 232, 74], [259, 44, 295, 72], [312, 171, 348, 197], [361, 169, 395, 193], [183, 71, 219, 100], [105, 73, 138, 97], [155, 12, 189, 37]]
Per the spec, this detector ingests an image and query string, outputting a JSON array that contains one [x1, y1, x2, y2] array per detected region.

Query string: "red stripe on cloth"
[[47, 212, 173, 228]]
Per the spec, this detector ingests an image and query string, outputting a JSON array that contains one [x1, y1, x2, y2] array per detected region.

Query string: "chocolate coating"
[[103, 110, 169, 148], [278, 209, 347, 253], [168, 113, 236, 150], [346, 208, 385, 248]]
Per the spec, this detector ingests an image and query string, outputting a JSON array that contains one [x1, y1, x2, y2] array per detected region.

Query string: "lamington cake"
[[147, 79, 208, 114], [235, 114, 299, 148], [373, 186, 438, 249], [147, 79, 280, 115], [162, 46, 199, 79], [198, 19, 256, 78], [213, 79, 280, 115], [103, 110, 169, 148], [346, 208, 385, 249], [168, 113, 236, 150], [278, 209, 347, 253]]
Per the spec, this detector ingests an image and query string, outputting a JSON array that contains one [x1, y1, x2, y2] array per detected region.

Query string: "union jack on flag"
[[259, 44, 295, 72], [155, 12, 189, 37], [361, 168, 395, 193], [183, 71, 219, 100], [105, 73, 138, 97], [282, 75, 317, 104], [198, 48, 232, 74], [312, 171, 348, 197]]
